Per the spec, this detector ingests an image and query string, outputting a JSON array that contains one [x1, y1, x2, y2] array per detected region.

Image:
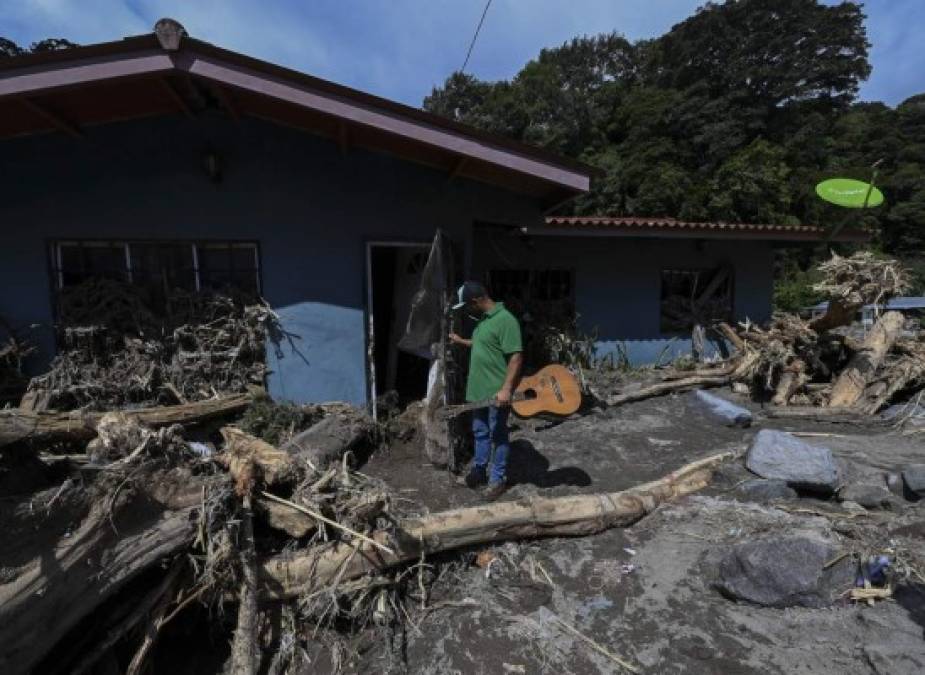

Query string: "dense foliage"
[[425, 0, 925, 298]]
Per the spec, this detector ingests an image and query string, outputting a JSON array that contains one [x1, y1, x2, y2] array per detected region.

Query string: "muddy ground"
[[360, 391, 925, 674]]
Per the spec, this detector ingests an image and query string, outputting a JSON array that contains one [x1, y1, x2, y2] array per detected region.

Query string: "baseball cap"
[[452, 281, 488, 309]]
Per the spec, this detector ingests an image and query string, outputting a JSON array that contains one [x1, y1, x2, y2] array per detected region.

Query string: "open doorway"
[[366, 242, 432, 415]]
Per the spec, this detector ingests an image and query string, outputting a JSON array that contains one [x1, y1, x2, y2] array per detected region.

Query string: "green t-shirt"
[[466, 303, 523, 402]]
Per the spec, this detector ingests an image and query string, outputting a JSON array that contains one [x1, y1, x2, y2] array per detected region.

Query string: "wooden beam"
[[209, 83, 239, 122], [18, 97, 82, 138], [158, 76, 193, 118], [446, 156, 468, 183]]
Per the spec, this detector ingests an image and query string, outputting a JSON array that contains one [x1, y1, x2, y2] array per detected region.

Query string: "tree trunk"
[[606, 376, 729, 407], [230, 494, 258, 675], [257, 451, 735, 600], [772, 359, 807, 406], [0, 479, 207, 674], [0, 392, 252, 448], [829, 311, 904, 408], [809, 298, 861, 333]]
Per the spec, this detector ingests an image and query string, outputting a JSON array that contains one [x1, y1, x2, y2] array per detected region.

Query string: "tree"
[[0, 37, 79, 58]]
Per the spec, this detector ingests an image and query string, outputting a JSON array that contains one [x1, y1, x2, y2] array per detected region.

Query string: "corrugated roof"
[[811, 297, 925, 312], [542, 216, 869, 242]]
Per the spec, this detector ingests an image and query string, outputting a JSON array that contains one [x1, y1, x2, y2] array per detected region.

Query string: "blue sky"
[[1, 1, 920, 107]]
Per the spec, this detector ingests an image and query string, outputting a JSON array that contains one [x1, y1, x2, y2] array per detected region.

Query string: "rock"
[[838, 483, 902, 510], [715, 535, 855, 608], [692, 390, 752, 427], [886, 472, 905, 497], [745, 429, 840, 494], [901, 464, 925, 500], [735, 479, 797, 502]]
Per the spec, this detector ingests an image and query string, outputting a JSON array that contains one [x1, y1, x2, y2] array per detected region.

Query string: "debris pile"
[[0, 316, 34, 406], [731, 252, 923, 412], [23, 279, 277, 411]]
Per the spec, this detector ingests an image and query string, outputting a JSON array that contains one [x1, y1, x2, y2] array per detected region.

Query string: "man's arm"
[[449, 332, 472, 348], [496, 352, 523, 406]]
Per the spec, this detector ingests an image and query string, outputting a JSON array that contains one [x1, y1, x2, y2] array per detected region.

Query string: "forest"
[[424, 0, 925, 307]]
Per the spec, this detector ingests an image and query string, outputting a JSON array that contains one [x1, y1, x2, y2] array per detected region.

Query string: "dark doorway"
[[367, 243, 431, 413]]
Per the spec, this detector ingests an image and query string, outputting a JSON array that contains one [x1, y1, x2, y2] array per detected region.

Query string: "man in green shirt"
[[449, 281, 523, 500]]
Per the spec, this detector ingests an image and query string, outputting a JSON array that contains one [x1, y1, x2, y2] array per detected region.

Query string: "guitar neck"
[[442, 392, 526, 417]]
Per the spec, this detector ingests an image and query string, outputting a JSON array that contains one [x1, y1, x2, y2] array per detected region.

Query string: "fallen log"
[[257, 451, 736, 600], [829, 311, 905, 408], [0, 391, 252, 448], [772, 359, 807, 407], [0, 473, 212, 674], [606, 376, 730, 407], [281, 408, 374, 469]]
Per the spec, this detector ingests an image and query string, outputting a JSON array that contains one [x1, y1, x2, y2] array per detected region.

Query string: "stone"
[[902, 464, 925, 500], [692, 390, 753, 427], [838, 483, 902, 510], [745, 429, 840, 493], [735, 478, 797, 502], [715, 535, 855, 608]]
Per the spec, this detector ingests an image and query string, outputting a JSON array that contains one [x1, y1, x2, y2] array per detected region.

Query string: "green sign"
[[815, 178, 884, 208]]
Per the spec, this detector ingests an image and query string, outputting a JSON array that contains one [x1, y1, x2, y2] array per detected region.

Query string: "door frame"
[[364, 240, 431, 421]]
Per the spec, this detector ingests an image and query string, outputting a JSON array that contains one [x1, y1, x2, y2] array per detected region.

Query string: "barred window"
[[660, 267, 733, 334], [52, 240, 261, 296]]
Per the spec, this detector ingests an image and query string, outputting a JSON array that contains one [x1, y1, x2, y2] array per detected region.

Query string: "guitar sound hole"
[[523, 388, 538, 400]]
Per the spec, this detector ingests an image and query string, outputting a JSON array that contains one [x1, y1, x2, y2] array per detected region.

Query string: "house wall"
[[0, 115, 543, 405], [470, 228, 774, 364]]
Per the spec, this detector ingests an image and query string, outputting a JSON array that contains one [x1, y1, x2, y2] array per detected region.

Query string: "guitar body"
[[511, 364, 582, 418]]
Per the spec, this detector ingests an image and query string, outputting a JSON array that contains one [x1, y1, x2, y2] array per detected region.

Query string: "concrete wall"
[[0, 114, 543, 405], [470, 228, 774, 365]]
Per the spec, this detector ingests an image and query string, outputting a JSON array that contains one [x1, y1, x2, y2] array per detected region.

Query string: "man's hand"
[[495, 387, 513, 407], [449, 332, 471, 347]]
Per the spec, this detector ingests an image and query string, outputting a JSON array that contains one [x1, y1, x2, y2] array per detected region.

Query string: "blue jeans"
[[472, 406, 511, 485]]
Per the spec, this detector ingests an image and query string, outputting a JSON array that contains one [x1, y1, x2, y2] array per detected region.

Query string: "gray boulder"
[[839, 482, 902, 510], [735, 478, 797, 502], [692, 390, 753, 428], [745, 429, 840, 493], [715, 535, 855, 608], [901, 464, 925, 500]]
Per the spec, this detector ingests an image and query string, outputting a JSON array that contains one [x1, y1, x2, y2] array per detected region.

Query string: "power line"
[[461, 0, 493, 74]]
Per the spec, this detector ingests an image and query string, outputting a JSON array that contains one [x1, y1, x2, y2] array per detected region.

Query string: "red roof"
[[542, 216, 869, 242]]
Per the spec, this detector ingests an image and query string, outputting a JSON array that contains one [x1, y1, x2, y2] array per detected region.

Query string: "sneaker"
[[464, 465, 488, 489], [484, 481, 507, 501]]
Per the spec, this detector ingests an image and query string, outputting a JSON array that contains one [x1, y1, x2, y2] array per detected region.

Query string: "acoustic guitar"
[[440, 364, 582, 419]]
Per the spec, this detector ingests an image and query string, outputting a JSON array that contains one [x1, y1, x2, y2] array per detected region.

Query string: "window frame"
[[50, 238, 262, 295], [659, 266, 735, 336]]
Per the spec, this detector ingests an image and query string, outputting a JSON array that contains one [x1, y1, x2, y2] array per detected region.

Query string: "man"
[[449, 281, 523, 500]]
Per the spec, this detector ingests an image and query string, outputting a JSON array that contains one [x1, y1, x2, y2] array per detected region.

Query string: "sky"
[[0, 1, 921, 108]]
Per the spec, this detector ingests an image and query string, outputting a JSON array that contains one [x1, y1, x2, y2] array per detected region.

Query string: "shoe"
[[464, 465, 488, 489], [484, 481, 507, 501]]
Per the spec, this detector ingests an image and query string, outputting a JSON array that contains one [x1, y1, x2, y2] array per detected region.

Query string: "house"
[[0, 22, 866, 408]]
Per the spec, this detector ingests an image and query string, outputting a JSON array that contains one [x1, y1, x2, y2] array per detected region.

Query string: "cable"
[[461, 0, 493, 74]]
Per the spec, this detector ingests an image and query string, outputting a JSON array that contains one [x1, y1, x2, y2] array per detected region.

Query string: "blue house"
[[0, 24, 866, 407]]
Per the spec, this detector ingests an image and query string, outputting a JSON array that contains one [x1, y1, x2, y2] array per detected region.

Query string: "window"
[[660, 267, 734, 334], [52, 240, 261, 297]]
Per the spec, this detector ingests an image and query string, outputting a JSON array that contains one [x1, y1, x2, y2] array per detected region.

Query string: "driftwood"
[[772, 359, 807, 406], [0, 477, 208, 674], [281, 409, 374, 469], [829, 311, 904, 408], [0, 392, 251, 448], [230, 494, 258, 675], [258, 451, 736, 600], [218, 426, 298, 492], [606, 376, 729, 407]]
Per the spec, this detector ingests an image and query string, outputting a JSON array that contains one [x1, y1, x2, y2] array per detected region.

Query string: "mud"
[[361, 390, 925, 674]]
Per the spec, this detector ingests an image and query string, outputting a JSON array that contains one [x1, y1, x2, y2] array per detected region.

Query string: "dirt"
[[360, 390, 925, 674]]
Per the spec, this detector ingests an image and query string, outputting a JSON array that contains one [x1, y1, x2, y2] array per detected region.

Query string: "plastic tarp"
[[397, 230, 448, 360]]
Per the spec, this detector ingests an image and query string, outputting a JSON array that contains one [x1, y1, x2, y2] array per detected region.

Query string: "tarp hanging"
[[397, 230, 449, 360]]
